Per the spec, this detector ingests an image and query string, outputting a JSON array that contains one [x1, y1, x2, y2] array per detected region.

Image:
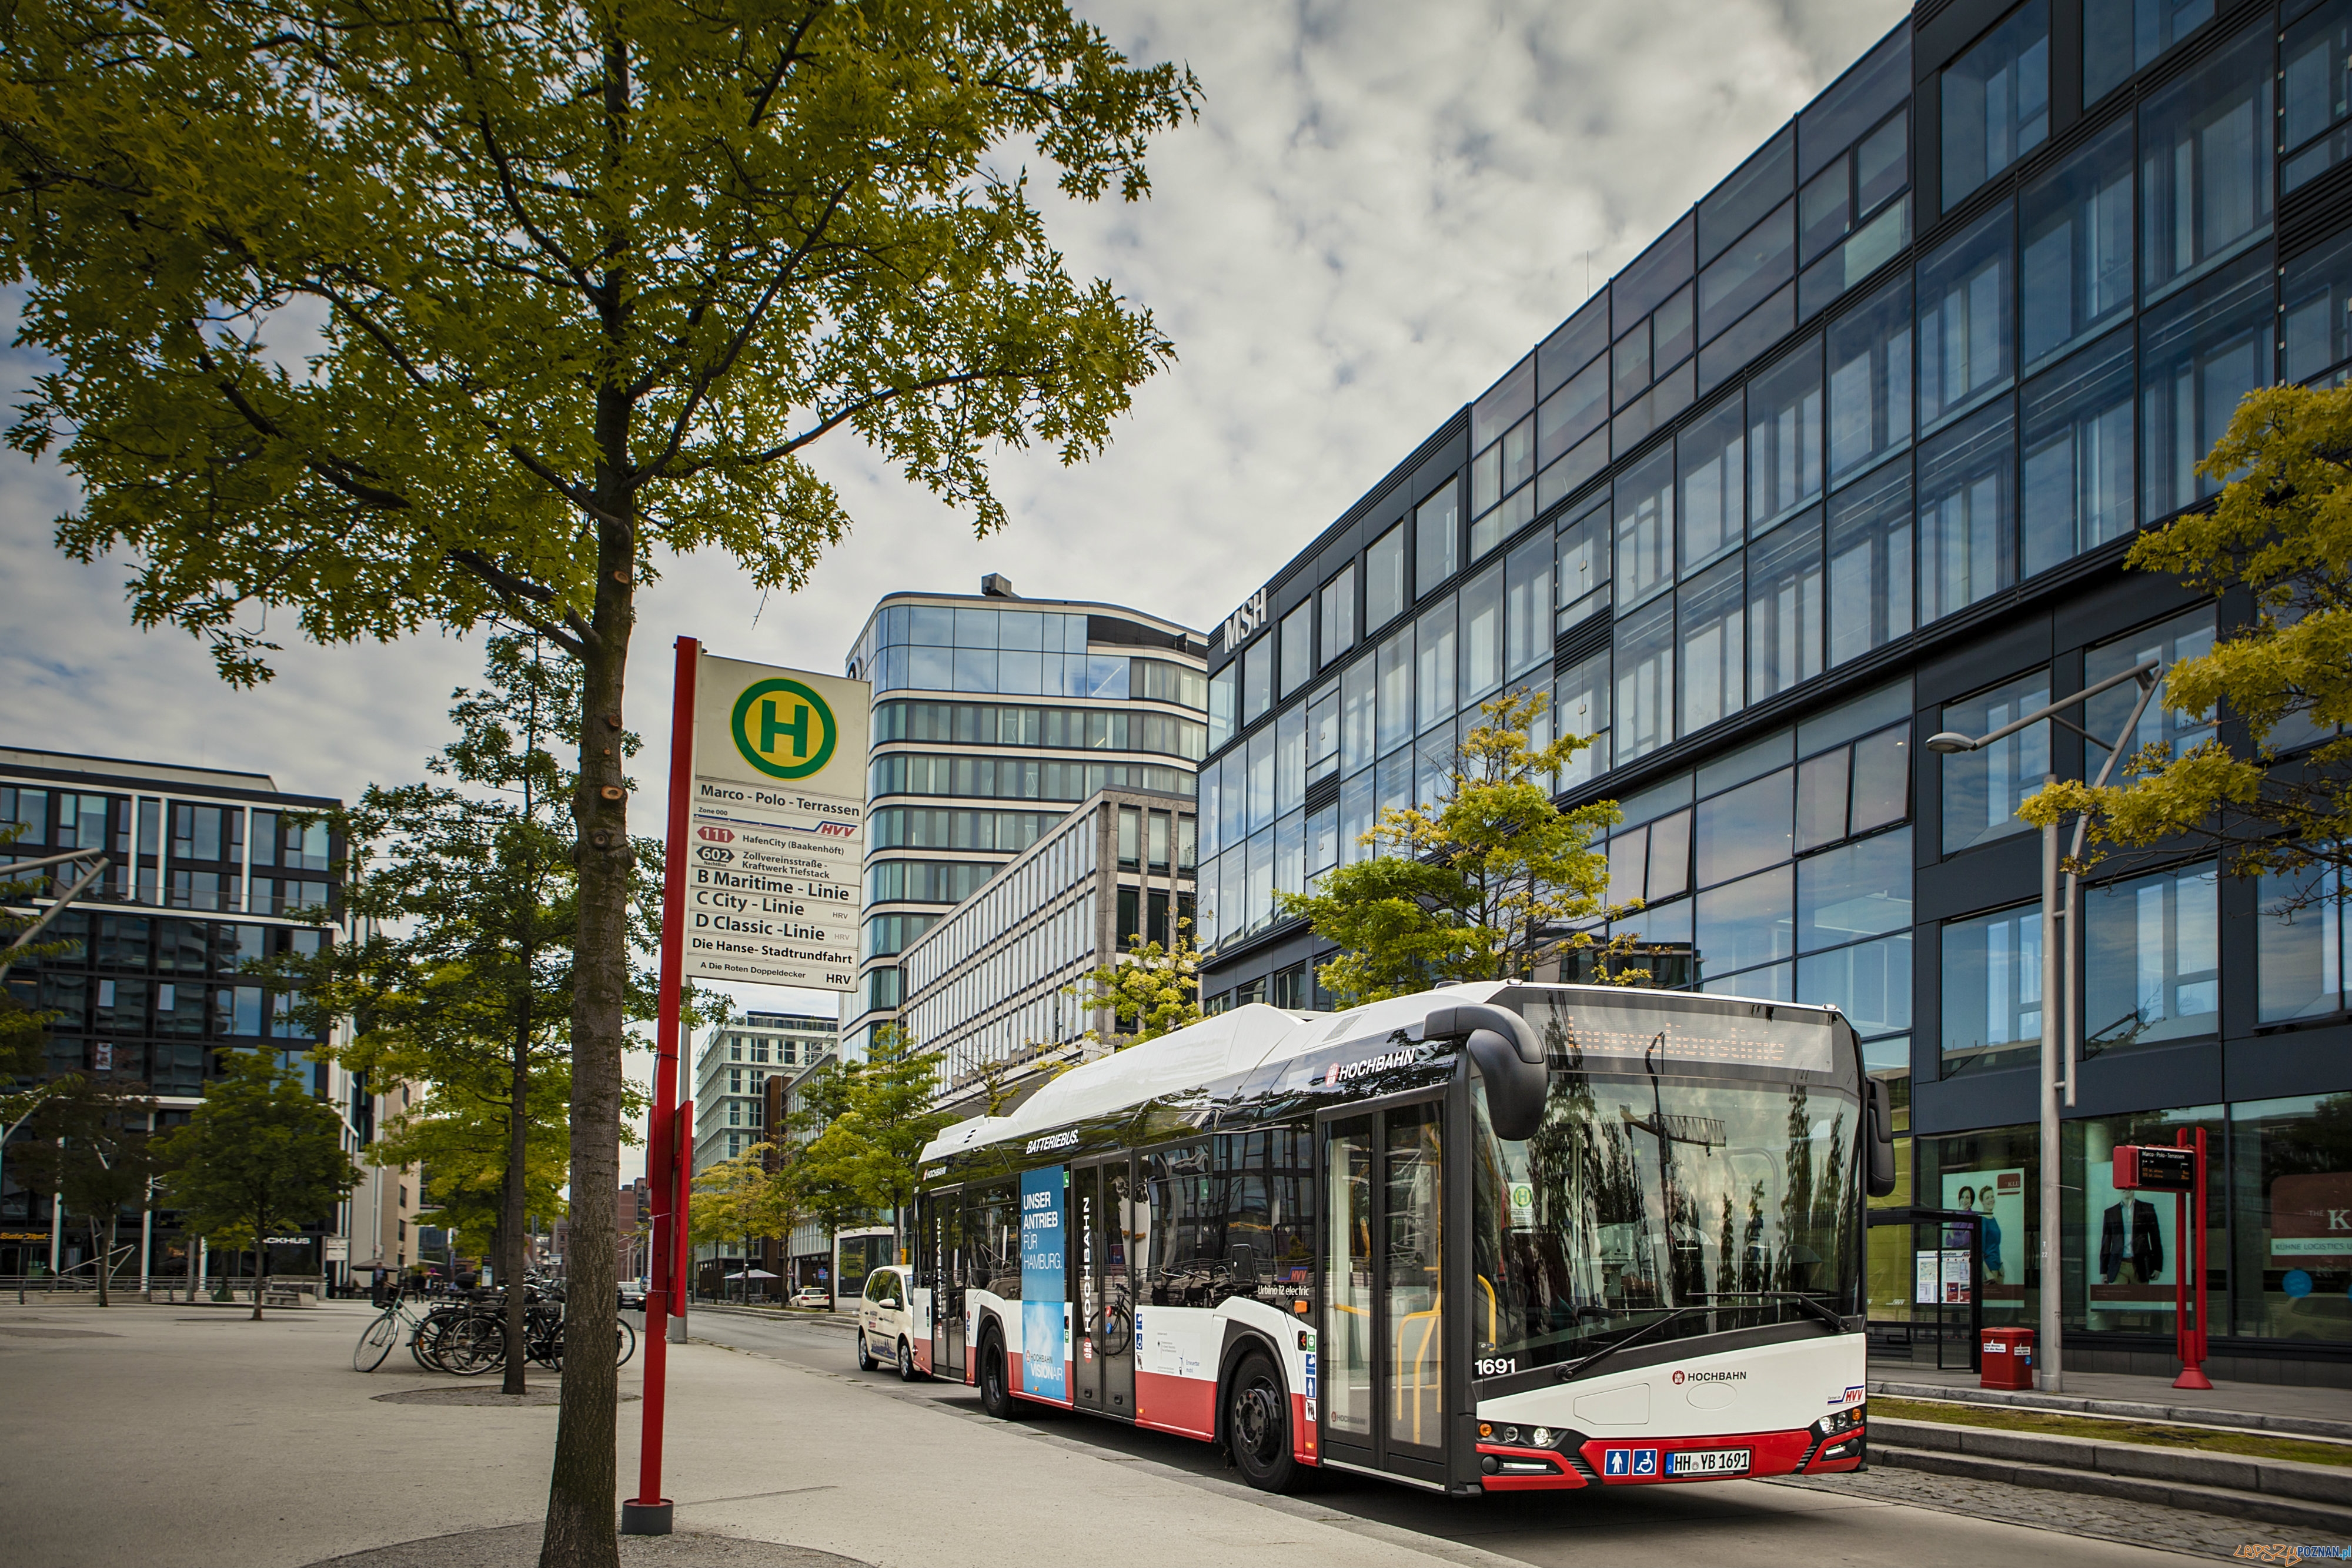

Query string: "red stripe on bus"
[[1134, 1369, 1215, 1439], [1292, 1392, 1316, 1465]]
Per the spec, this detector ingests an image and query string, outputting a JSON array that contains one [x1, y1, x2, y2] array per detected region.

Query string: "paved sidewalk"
[[0, 1301, 1509, 1568]]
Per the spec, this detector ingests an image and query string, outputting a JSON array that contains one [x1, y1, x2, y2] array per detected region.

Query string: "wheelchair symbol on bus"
[[1602, 1447, 1658, 1477]]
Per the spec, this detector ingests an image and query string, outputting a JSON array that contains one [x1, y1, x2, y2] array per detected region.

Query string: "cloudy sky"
[[1, 0, 1905, 1171]]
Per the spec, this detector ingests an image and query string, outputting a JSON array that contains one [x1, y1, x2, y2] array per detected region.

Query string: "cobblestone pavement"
[[1767, 1467, 2336, 1560]]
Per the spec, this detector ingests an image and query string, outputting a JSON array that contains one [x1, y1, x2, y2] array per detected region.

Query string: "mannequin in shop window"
[[2100, 1194, 2164, 1286]]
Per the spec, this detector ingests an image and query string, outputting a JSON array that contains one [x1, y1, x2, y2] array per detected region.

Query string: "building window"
[[2020, 118, 2132, 372], [1614, 597, 1676, 762], [2283, 1, 2352, 193], [1209, 664, 1235, 753], [2085, 606, 2216, 765], [1241, 636, 1272, 727], [1679, 554, 1744, 735], [1318, 565, 1356, 666], [1415, 480, 1459, 595], [2022, 327, 2136, 573], [2284, 229, 2352, 386], [2227, 1092, 2352, 1342], [1554, 650, 1611, 789], [1941, 669, 2050, 853], [1459, 564, 1504, 708], [1748, 336, 1823, 532], [1826, 457, 1912, 666], [1614, 444, 1675, 615], [1919, 399, 2018, 624], [1278, 600, 1312, 700], [2258, 862, 2346, 1024], [1942, 901, 2043, 1075], [2082, 860, 2218, 1053], [1748, 508, 1823, 702], [1556, 495, 1611, 631], [1275, 704, 1307, 818], [1920, 202, 2016, 432], [2139, 20, 2272, 301], [1365, 523, 1406, 632], [1941, 0, 2049, 211], [2084, 0, 2211, 105], [1679, 394, 1746, 577], [729, 1039, 742, 1061], [1502, 531, 1552, 682], [2140, 253, 2271, 520], [1828, 272, 1913, 482]]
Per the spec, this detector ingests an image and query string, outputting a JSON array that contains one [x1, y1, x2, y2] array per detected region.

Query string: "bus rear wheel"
[[1225, 1349, 1299, 1493], [978, 1329, 1015, 1419]]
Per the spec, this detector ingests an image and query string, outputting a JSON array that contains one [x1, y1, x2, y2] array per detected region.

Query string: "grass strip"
[[1873, 1396, 2352, 1470]]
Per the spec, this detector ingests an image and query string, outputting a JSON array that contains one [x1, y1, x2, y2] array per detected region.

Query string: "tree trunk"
[[504, 1009, 532, 1395], [539, 148, 635, 1561]]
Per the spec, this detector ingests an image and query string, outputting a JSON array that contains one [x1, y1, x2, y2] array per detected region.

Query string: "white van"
[[854, 1264, 923, 1380]]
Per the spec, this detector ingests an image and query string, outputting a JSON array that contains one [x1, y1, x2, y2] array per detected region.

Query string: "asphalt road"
[[670, 1307, 2241, 1566]]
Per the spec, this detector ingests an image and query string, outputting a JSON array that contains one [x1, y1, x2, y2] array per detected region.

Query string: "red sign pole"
[[623, 637, 699, 1536], [2173, 1125, 2213, 1390]]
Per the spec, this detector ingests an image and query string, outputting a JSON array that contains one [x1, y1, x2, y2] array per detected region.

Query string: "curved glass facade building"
[[841, 584, 1207, 1057], [1197, 1, 2352, 1385]]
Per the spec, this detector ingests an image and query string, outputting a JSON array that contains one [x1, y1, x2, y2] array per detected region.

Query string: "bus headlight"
[[1530, 1427, 1556, 1447], [1812, 1405, 1863, 1439]]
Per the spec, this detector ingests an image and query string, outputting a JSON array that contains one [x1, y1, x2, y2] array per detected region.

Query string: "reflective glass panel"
[[2083, 860, 2219, 1051], [2022, 326, 2137, 574], [1748, 508, 1824, 702], [1920, 201, 2017, 429], [1614, 444, 1676, 613], [1942, 670, 2051, 852], [1748, 336, 1824, 533], [1919, 399, 2019, 623], [2139, 22, 2273, 299], [1615, 597, 1676, 761], [1826, 458, 1913, 666], [1942, 0, 2050, 209], [1678, 393, 1746, 576], [1678, 554, 1745, 736], [1828, 273, 1913, 480], [2020, 118, 2134, 370]]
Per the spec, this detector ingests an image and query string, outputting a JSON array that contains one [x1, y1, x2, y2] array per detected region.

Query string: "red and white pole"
[[623, 636, 699, 1536]]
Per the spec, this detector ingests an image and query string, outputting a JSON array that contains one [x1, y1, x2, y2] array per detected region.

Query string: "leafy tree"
[[2023, 385, 2352, 904], [1278, 691, 1629, 1007], [8, 1074, 162, 1306], [282, 634, 662, 1391], [783, 1058, 870, 1248], [2, 1, 1192, 1554], [792, 1028, 951, 1259], [155, 1051, 363, 1320], [1, 827, 84, 1078], [688, 1141, 798, 1302], [1065, 920, 1201, 1047]]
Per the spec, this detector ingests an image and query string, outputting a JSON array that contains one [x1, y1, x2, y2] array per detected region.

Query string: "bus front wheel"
[[1225, 1349, 1299, 1493], [978, 1329, 1016, 1419]]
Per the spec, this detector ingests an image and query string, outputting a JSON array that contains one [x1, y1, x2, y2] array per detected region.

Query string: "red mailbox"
[[1980, 1328, 2035, 1390]]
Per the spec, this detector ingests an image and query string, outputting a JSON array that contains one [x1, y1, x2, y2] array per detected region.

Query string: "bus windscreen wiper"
[[1553, 1292, 1848, 1383]]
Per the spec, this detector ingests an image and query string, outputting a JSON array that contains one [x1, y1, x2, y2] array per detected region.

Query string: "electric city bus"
[[904, 981, 1898, 1497]]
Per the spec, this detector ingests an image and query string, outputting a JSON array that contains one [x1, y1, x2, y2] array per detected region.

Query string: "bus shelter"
[[1866, 1207, 1984, 1373]]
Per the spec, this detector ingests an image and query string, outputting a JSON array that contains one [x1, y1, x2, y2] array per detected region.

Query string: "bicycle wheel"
[[443, 1318, 505, 1376], [353, 1312, 398, 1373], [614, 1318, 637, 1369], [413, 1309, 460, 1372]]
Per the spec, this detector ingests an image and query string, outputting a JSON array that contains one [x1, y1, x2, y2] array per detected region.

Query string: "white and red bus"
[[907, 981, 1897, 1496]]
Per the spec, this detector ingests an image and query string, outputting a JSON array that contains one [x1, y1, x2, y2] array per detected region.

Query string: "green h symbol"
[[761, 697, 810, 758]]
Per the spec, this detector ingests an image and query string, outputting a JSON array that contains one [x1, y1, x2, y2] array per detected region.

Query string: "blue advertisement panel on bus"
[[1020, 1165, 1068, 1400]]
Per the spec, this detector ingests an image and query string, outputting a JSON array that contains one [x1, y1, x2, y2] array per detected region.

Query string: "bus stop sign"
[[2113, 1145, 2195, 1192]]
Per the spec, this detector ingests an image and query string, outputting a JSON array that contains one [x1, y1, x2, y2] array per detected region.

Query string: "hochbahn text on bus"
[[903, 981, 1899, 1496]]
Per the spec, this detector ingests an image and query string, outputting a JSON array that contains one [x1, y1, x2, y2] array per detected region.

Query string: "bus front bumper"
[[1474, 1418, 1866, 1492]]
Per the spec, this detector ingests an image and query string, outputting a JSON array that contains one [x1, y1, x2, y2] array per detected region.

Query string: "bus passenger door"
[[1099, 1156, 1135, 1418], [931, 1194, 963, 1379], [1074, 1163, 1104, 1412], [1319, 1099, 1446, 1485]]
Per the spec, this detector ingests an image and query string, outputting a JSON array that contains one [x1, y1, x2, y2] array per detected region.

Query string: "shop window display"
[[2230, 1093, 2352, 1344]]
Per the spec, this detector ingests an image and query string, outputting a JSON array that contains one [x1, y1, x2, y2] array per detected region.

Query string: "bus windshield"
[[1469, 1066, 1862, 1376]]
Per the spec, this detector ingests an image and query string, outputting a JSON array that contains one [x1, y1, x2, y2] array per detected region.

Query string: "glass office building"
[[1198, 1, 2352, 1382], [841, 584, 1207, 1059]]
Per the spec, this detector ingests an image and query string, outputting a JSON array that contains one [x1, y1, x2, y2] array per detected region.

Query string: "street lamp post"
[[1926, 657, 2161, 1393]]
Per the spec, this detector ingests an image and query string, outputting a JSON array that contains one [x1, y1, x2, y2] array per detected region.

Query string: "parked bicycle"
[[353, 1282, 636, 1374]]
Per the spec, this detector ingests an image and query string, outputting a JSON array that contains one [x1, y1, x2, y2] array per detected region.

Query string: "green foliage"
[[6, 1073, 162, 1305], [1278, 690, 1631, 1007], [790, 1026, 951, 1248], [1, 0, 1198, 683], [2022, 383, 2352, 897], [0, 826, 74, 1078], [1064, 918, 1201, 1047], [155, 1051, 363, 1319], [689, 1141, 800, 1298], [273, 635, 662, 1249]]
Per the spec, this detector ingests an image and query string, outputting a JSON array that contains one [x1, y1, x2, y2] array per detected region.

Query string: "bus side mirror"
[[1425, 1005, 1548, 1142], [1865, 1077, 1898, 1198]]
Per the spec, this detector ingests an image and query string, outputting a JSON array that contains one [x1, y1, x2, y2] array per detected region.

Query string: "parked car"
[[789, 1284, 830, 1310], [618, 1283, 647, 1310], [854, 1265, 923, 1381]]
